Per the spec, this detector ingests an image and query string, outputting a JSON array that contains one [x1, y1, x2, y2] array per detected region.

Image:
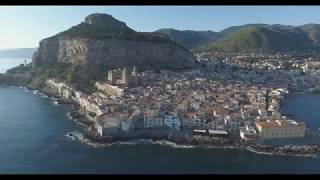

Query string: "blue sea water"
[[281, 93, 320, 132], [0, 86, 320, 174], [0, 58, 31, 73], [0, 55, 319, 175]]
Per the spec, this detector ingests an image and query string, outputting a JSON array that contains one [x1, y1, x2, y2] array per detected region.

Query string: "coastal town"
[[5, 7, 320, 174], [41, 52, 320, 156]]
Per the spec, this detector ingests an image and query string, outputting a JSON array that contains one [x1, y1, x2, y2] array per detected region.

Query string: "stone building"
[[95, 112, 131, 136], [95, 82, 124, 97], [256, 119, 305, 138], [107, 66, 139, 87]]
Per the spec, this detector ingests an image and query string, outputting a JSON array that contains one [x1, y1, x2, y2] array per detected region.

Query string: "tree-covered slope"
[[200, 26, 318, 53], [299, 24, 320, 46], [155, 28, 221, 49]]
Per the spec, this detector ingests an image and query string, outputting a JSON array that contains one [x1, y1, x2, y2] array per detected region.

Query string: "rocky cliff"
[[32, 13, 195, 71]]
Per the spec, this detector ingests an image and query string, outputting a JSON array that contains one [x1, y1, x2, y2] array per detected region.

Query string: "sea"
[[0, 58, 31, 73], [0, 58, 320, 174]]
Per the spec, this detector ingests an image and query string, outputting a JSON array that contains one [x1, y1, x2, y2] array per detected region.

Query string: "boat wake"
[[245, 147, 318, 158]]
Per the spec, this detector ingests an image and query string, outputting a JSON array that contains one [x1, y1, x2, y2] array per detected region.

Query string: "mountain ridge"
[[155, 23, 320, 53], [31, 13, 196, 92], [155, 28, 221, 49], [33, 13, 195, 69]]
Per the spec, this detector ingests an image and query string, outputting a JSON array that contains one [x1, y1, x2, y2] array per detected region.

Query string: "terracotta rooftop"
[[256, 120, 305, 128], [256, 121, 280, 128]]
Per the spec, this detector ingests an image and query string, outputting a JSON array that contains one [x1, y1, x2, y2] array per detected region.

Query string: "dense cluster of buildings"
[[95, 67, 140, 97], [46, 51, 317, 143]]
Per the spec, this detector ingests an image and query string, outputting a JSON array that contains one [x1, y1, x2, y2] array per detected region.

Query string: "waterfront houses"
[[143, 110, 164, 128], [256, 119, 306, 138], [95, 112, 131, 136], [46, 79, 73, 99], [44, 52, 319, 143], [79, 95, 108, 116], [95, 82, 124, 97], [163, 115, 180, 130], [240, 125, 258, 141]]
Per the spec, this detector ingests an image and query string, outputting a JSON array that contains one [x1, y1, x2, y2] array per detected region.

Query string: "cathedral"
[[107, 67, 139, 87]]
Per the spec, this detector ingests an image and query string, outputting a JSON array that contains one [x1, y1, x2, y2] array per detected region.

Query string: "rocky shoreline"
[[245, 145, 320, 158], [6, 84, 320, 158]]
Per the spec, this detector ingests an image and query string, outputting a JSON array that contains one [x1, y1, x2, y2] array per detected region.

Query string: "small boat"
[[53, 101, 59, 105], [32, 90, 38, 94]]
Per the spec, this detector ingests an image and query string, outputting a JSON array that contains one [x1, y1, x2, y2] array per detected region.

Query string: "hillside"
[[200, 25, 319, 53], [155, 28, 221, 49], [31, 13, 195, 93], [0, 48, 37, 58], [219, 24, 269, 36], [155, 23, 320, 53], [300, 24, 320, 45]]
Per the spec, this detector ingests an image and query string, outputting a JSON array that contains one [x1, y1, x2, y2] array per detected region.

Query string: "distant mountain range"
[[0, 48, 37, 58], [3, 23, 320, 59], [155, 24, 320, 53], [155, 28, 221, 50]]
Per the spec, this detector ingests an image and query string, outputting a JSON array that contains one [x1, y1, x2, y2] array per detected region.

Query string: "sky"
[[1, 6, 320, 49]]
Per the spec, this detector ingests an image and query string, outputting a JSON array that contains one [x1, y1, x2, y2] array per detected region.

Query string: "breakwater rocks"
[[69, 106, 95, 127], [82, 128, 233, 148], [81, 128, 320, 158], [247, 144, 320, 157], [185, 135, 232, 146], [66, 129, 237, 150]]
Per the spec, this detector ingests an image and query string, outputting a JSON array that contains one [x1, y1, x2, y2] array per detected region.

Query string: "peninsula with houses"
[[2, 13, 320, 157]]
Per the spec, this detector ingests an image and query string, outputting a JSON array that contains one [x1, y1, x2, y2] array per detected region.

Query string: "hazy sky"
[[1, 6, 320, 49]]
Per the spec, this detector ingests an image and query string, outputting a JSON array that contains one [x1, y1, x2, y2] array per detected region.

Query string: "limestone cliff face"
[[33, 37, 89, 66], [32, 13, 195, 71]]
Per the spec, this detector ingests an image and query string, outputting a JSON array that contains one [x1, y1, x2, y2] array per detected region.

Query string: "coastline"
[[245, 146, 318, 158], [4, 84, 320, 158]]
